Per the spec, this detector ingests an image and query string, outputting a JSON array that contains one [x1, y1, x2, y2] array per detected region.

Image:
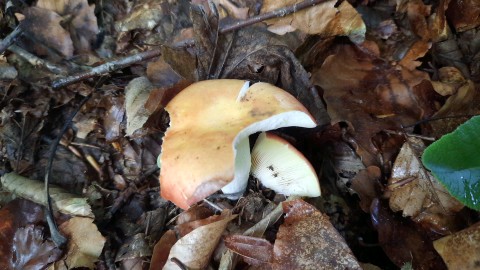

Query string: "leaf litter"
[[0, 0, 479, 269]]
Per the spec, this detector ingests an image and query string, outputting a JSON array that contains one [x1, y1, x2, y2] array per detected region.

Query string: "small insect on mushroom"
[[251, 132, 321, 197]]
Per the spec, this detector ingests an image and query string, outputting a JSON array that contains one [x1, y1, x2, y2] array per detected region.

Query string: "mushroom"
[[159, 79, 316, 209], [251, 132, 321, 197]]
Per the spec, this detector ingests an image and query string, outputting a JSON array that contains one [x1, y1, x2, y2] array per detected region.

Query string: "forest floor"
[[0, 0, 479, 269]]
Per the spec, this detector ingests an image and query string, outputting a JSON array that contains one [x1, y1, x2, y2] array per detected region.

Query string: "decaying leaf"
[[225, 199, 360, 269], [36, 0, 99, 53], [18, 7, 74, 57], [163, 214, 237, 270], [51, 217, 106, 270], [1, 172, 93, 218], [371, 199, 446, 269], [260, 0, 365, 43], [387, 137, 464, 232], [150, 230, 177, 270], [388, 138, 460, 215], [114, 1, 163, 32], [115, 233, 152, 262], [12, 225, 63, 270], [351, 166, 382, 212], [273, 199, 361, 269], [428, 68, 479, 138], [434, 221, 480, 270], [0, 199, 46, 270], [224, 235, 273, 266], [446, 0, 480, 32], [219, 196, 289, 270], [125, 77, 155, 136], [312, 42, 431, 166]]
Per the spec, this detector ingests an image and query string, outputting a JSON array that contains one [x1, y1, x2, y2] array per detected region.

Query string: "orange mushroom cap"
[[159, 79, 316, 209]]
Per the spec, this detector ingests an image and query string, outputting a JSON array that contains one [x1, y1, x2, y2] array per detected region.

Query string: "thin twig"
[[0, 25, 23, 54], [402, 114, 477, 128], [51, 48, 162, 88], [219, 0, 327, 33], [8, 45, 66, 75], [45, 94, 91, 247]]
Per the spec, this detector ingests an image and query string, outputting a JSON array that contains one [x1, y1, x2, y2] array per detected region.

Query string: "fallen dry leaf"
[[1, 172, 93, 218], [261, 0, 365, 43], [371, 199, 446, 269], [51, 217, 106, 269], [273, 199, 361, 269], [11, 225, 63, 270], [312, 42, 431, 166], [114, 1, 163, 32], [163, 214, 237, 270], [19, 7, 74, 57], [446, 0, 480, 32], [124, 77, 155, 136], [434, 221, 480, 270], [387, 137, 464, 233], [150, 230, 177, 270], [226, 199, 361, 269], [427, 67, 479, 138], [36, 0, 99, 53], [224, 235, 273, 266], [351, 166, 382, 213], [0, 199, 47, 270]]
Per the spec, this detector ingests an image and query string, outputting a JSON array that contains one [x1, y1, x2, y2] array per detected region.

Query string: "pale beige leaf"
[[115, 4, 163, 32], [163, 214, 237, 270], [434, 222, 480, 270], [1, 172, 93, 218], [50, 217, 106, 269], [125, 77, 155, 136], [260, 0, 365, 43]]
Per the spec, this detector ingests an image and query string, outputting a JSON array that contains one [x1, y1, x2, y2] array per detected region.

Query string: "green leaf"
[[422, 115, 480, 210]]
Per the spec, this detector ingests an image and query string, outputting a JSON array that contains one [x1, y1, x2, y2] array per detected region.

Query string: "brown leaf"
[[0, 199, 45, 270], [434, 221, 480, 270], [11, 225, 62, 270], [351, 166, 382, 212], [446, 0, 480, 32], [312, 42, 430, 166], [150, 230, 177, 270], [273, 200, 361, 270], [370, 199, 446, 269], [20, 7, 73, 57], [175, 205, 214, 226], [163, 214, 237, 270], [387, 137, 464, 233], [261, 0, 365, 43], [36, 0, 99, 53], [224, 235, 273, 266], [427, 71, 479, 138]]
